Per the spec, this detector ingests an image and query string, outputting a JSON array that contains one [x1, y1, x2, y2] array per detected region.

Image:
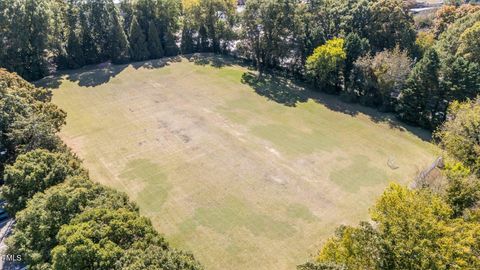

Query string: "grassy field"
[[42, 55, 437, 270]]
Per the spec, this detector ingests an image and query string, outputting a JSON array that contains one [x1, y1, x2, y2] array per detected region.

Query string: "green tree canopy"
[[316, 222, 384, 269], [343, 32, 370, 81], [0, 0, 52, 80], [436, 98, 480, 177], [371, 183, 480, 269], [7, 176, 136, 269], [125, 0, 182, 56], [118, 241, 204, 270], [436, 10, 480, 62], [0, 69, 65, 174], [182, 0, 237, 53], [348, 47, 412, 109], [239, 0, 296, 71], [110, 15, 131, 64], [442, 56, 480, 102], [457, 21, 480, 63], [367, 0, 416, 53], [1, 149, 85, 214], [442, 162, 480, 217], [51, 207, 163, 270]]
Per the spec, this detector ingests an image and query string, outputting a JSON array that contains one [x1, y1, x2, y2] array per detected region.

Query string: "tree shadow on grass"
[[36, 57, 182, 89], [241, 71, 432, 141], [65, 63, 129, 87], [311, 92, 433, 141], [241, 72, 308, 107], [35, 62, 129, 89], [185, 53, 250, 69], [130, 56, 182, 70], [35, 75, 63, 89]]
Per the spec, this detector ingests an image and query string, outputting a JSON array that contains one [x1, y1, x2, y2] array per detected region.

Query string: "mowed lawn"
[[44, 55, 437, 270]]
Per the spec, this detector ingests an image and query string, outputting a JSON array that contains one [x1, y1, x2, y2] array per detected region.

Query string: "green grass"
[[330, 155, 387, 193], [189, 195, 297, 239], [45, 55, 438, 270], [119, 159, 171, 213]]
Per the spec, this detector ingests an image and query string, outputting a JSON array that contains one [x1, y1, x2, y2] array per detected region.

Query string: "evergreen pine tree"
[[79, 11, 99, 65], [66, 30, 85, 68], [147, 21, 164, 59], [64, 1, 84, 69], [110, 16, 130, 64], [344, 32, 370, 81], [163, 33, 180, 57], [181, 26, 195, 54], [443, 56, 480, 102], [397, 49, 443, 128], [128, 16, 149, 61], [3, 0, 51, 80]]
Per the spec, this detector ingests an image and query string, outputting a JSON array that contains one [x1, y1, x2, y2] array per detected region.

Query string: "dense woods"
[[1, 0, 480, 269]]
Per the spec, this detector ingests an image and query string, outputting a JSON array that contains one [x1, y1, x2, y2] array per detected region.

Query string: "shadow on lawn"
[[67, 64, 128, 87], [36, 56, 182, 89], [37, 54, 242, 89], [131, 56, 181, 70], [36, 63, 128, 89], [186, 53, 251, 69], [241, 72, 307, 107], [241, 71, 432, 141]]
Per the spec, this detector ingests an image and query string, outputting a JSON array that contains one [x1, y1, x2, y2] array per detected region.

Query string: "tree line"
[[0, 0, 479, 130], [0, 68, 203, 269]]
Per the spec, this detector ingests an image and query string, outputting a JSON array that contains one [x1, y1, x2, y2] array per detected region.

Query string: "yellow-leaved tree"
[[306, 38, 346, 93]]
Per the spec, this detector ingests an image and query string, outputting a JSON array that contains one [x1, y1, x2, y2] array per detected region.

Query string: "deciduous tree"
[[306, 38, 346, 93], [7, 176, 136, 268], [1, 149, 85, 214], [436, 98, 480, 177], [51, 208, 161, 270], [367, 0, 416, 53]]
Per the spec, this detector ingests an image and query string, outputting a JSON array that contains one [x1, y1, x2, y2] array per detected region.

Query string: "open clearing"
[[43, 55, 437, 270]]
